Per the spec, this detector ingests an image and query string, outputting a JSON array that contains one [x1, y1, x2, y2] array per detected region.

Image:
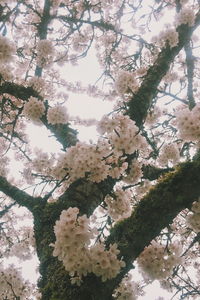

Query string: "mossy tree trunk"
[[31, 160, 200, 300]]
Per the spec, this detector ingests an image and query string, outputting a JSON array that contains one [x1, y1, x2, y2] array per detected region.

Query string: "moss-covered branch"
[[33, 160, 200, 300], [101, 160, 200, 296], [128, 11, 200, 127], [0, 175, 41, 211], [142, 164, 173, 180]]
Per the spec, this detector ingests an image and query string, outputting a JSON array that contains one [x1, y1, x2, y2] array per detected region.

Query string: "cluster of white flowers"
[[97, 114, 148, 155], [123, 160, 143, 184], [163, 71, 179, 83], [187, 199, 200, 232], [31, 150, 54, 174], [9, 241, 32, 260], [180, 0, 189, 4], [52, 141, 112, 183], [23, 96, 45, 123], [115, 70, 139, 95], [152, 27, 179, 48], [175, 104, 200, 142], [96, 32, 116, 49], [7, 226, 35, 260], [28, 114, 149, 188], [0, 156, 10, 177], [97, 115, 119, 135], [90, 242, 125, 282], [52, 208, 96, 280], [47, 105, 69, 125], [137, 240, 182, 281], [160, 28, 179, 48], [146, 106, 162, 126], [110, 121, 147, 155], [52, 207, 125, 284], [157, 143, 180, 167], [73, 116, 97, 127], [105, 188, 132, 221], [0, 265, 38, 299], [72, 32, 90, 52], [0, 35, 15, 63], [0, 64, 14, 81], [36, 39, 55, 67], [176, 7, 196, 27], [113, 275, 143, 300], [50, 115, 148, 185], [28, 76, 53, 98]]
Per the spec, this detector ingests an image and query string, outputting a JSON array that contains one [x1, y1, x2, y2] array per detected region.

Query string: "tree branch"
[[102, 160, 200, 296], [33, 160, 200, 300], [184, 41, 196, 109], [0, 175, 42, 211], [128, 11, 200, 127], [0, 82, 78, 149]]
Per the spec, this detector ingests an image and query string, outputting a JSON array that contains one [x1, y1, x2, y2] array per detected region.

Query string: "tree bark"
[[32, 160, 200, 299]]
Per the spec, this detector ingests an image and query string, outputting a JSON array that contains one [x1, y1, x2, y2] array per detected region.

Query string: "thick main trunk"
[[33, 160, 200, 299], [32, 178, 115, 299]]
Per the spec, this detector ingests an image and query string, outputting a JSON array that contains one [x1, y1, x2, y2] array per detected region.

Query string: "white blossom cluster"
[[23, 96, 45, 123], [0, 63, 14, 81], [72, 32, 90, 52], [52, 141, 113, 183], [105, 188, 132, 221], [47, 105, 69, 125], [89, 242, 125, 282], [137, 240, 182, 281], [176, 7, 196, 27], [36, 39, 55, 67], [0, 264, 39, 299], [0, 156, 10, 177], [0, 207, 36, 261], [113, 275, 143, 300], [158, 143, 180, 167], [50, 115, 148, 185], [97, 114, 148, 155], [146, 106, 162, 126], [7, 226, 35, 260], [24, 114, 149, 188], [115, 70, 139, 95], [187, 199, 200, 232], [123, 160, 143, 184], [52, 207, 96, 280], [160, 28, 179, 48], [163, 71, 179, 83], [152, 27, 179, 48], [52, 207, 125, 284], [175, 104, 200, 142], [28, 76, 53, 98], [31, 150, 53, 174], [0, 35, 15, 63]]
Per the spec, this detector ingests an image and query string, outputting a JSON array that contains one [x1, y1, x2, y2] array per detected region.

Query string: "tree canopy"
[[1, 0, 200, 299]]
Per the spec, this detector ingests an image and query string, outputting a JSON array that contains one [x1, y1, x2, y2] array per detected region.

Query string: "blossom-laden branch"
[[0, 82, 78, 149], [103, 160, 200, 295], [127, 10, 200, 127], [33, 159, 200, 300]]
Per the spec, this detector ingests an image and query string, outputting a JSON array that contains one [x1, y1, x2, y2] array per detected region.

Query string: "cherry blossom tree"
[[1, 0, 200, 299]]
